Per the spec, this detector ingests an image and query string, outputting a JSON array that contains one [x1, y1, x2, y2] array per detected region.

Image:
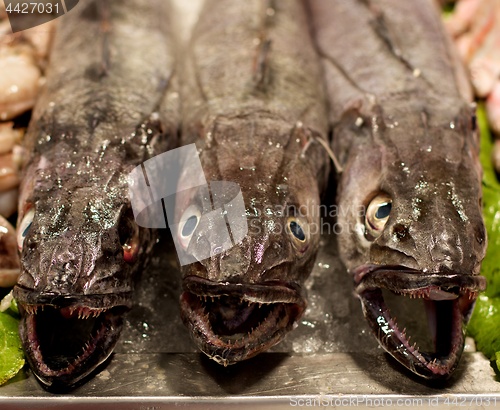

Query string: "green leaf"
[[9, 298, 18, 316], [468, 105, 500, 369], [0, 310, 24, 385], [479, 104, 498, 189], [476, 105, 500, 298], [469, 295, 500, 361]]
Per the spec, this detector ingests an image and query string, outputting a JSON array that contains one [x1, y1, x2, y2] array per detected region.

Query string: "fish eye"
[[365, 194, 392, 240], [178, 205, 201, 249], [287, 216, 309, 250], [17, 208, 35, 251], [120, 222, 140, 264]]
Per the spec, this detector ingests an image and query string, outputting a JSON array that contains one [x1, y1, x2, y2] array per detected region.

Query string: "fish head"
[[335, 104, 487, 378], [13, 154, 152, 388], [176, 117, 328, 364]]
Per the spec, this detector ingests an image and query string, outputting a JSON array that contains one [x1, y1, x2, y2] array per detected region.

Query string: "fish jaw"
[[14, 288, 130, 389], [354, 265, 486, 379], [180, 275, 306, 365]]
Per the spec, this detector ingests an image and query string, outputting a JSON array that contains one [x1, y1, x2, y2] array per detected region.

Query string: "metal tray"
[[0, 229, 499, 409], [1, 1, 499, 407]]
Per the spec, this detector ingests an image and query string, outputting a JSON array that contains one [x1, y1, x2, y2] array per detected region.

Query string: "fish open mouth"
[[354, 265, 486, 379], [15, 291, 129, 389], [180, 275, 306, 366]]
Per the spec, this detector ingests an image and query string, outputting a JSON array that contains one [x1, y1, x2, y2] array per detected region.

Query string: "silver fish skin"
[[177, 0, 330, 365], [308, 0, 487, 379], [13, 0, 179, 389]]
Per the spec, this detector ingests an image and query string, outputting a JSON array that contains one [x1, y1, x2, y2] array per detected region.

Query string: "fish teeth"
[[25, 305, 38, 315], [198, 295, 225, 303]]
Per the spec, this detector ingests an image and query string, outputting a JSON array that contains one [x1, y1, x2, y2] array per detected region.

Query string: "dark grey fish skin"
[[177, 0, 330, 365], [13, 0, 179, 388], [308, 0, 487, 379]]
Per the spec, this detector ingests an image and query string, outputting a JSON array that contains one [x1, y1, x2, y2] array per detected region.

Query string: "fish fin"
[[364, 0, 433, 85], [252, 38, 272, 92], [98, 2, 111, 77], [252, 0, 276, 92], [294, 123, 342, 174], [313, 136, 343, 174], [366, 2, 412, 71]]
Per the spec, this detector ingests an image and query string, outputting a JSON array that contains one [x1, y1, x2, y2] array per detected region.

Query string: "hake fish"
[[177, 0, 330, 365], [308, 0, 487, 378], [13, 0, 178, 388]]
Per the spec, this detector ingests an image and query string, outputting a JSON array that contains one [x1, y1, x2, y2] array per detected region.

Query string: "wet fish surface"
[[177, 0, 330, 365], [308, 0, 487, 379], [13, 0, 178, 388]]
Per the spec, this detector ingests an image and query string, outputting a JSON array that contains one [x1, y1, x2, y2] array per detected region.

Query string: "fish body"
[[13, 0, 178, 388], [308, 0, 487, 378], [177, 0, 329, 365]]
